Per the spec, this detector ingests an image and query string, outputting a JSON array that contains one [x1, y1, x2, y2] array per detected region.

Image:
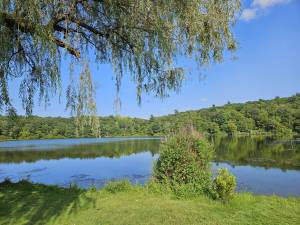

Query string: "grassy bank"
[[0, 181, 299, 225]]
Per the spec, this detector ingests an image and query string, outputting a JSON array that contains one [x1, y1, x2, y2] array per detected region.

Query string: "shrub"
[[145, 179, 171, 195], [171, 182, 207, 199], [154, 126, 214, 194], [104, 180, 132, 193], [69, 182, 81, 191], [211, 168, 236, 201], [2, 177, 12, 185], [89, 184, 97, 192]]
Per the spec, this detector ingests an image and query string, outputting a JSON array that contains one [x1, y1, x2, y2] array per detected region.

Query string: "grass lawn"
[[0, 180, 299, 225]]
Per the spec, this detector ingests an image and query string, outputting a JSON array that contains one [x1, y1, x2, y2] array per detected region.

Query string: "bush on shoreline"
[[153, 126, 238, 200], [211, 168, 236, 201], [153, 126, 214, 197]]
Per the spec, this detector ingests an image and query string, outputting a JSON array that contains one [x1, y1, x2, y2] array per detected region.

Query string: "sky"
[[8, 0, 300, 118]]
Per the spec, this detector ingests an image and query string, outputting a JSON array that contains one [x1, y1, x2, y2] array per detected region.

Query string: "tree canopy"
[[0, 94, 299, 141], [0, 0, 240, 119]]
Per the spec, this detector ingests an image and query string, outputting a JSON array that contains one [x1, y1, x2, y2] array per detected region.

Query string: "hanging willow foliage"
[[0, 0, 240, 135]]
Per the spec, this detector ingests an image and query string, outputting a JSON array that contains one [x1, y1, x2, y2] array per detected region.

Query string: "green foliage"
[[104, 180, 132, 194], [154, 127, 213, 194], [0, 0, 240, 119], [145, 179, 172, 195], [89, 185, 97, 192], [211, 168, 236, 201], [170, 182, 211, 199], [212, 136, 300, 171], [221, 121, 238, 135], [1, 177, 11, 186], [69, 182, 81, 191], [0, 94, 299, 141]]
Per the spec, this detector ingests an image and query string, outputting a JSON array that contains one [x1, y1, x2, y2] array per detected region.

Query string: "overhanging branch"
[[1, 11, 81, 58], [53, 37, 81, 58]]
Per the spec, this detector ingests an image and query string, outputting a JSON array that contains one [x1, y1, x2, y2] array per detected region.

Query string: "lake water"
[[0, 136, 299, 197]]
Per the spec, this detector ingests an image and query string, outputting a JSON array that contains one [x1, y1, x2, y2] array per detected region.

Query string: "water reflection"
[[0, 137, 299, 196], [212, 136, 300, 171], [0, 138, 160, 163], [0, 152, 158, 188]]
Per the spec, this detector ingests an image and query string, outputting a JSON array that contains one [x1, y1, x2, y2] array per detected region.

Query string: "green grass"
[[0, 180, 299, 225]]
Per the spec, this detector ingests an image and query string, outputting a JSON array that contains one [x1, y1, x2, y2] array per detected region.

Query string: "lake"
[[0, 136, 299, 197]]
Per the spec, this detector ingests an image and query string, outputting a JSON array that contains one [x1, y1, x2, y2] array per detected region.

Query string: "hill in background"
[[1, 94, 299, 140]]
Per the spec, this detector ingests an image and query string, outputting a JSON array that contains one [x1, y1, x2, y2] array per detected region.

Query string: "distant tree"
[[221, 121, 237, 135], [150, 123, 161, 135], [294, 113, 300, 134], [149, 115, 155, 122], [1, 95, 298, 141], [206, 122, 220, 135]]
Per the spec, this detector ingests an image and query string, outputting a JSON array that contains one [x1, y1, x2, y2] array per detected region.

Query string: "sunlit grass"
[[0, 180, 299, 225]]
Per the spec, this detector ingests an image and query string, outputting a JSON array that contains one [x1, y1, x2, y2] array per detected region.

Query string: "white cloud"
[[240, 0, 291, 21], [240, 8, 257, 21], [252, 0, 290, 8]]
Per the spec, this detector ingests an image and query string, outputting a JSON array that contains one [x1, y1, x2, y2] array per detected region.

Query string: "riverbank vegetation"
[[0, 180, 299, 225], [153, 127, 216, 198], [151, 127, 237, 201], [0, 94, 299, 141]]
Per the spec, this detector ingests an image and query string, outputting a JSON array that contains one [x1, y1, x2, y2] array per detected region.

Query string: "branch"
[[0, 11, 35, 33], [69, 17, 109, 37], [1, 11, 81, 58], [1, 10, 136, 58], [53, 37, 80, 58]]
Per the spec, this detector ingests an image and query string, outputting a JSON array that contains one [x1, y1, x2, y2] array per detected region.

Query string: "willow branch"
[[52, 37, 80, 58], [1, 11, 81, 58]]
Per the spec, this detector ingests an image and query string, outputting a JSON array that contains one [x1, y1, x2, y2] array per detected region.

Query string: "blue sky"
[[8, 0, 300, 118]]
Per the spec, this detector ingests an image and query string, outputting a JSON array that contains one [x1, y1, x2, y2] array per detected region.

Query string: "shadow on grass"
[[0, 179, 95, 225]]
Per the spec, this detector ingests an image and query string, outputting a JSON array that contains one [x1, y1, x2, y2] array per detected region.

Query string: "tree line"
[[0, 94, 299, 141]]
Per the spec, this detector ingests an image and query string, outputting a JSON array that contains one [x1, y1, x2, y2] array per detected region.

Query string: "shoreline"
[[1, 132, 297, 143]]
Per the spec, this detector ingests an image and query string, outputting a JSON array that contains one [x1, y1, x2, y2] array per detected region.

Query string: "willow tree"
[[0, 0, 240, 135]]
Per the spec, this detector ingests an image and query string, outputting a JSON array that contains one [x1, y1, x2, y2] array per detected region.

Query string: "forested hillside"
[[0, 94, 299, 140]]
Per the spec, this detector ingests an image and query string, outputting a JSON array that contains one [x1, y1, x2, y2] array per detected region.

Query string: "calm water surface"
[[0, 136, 299, 197]]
